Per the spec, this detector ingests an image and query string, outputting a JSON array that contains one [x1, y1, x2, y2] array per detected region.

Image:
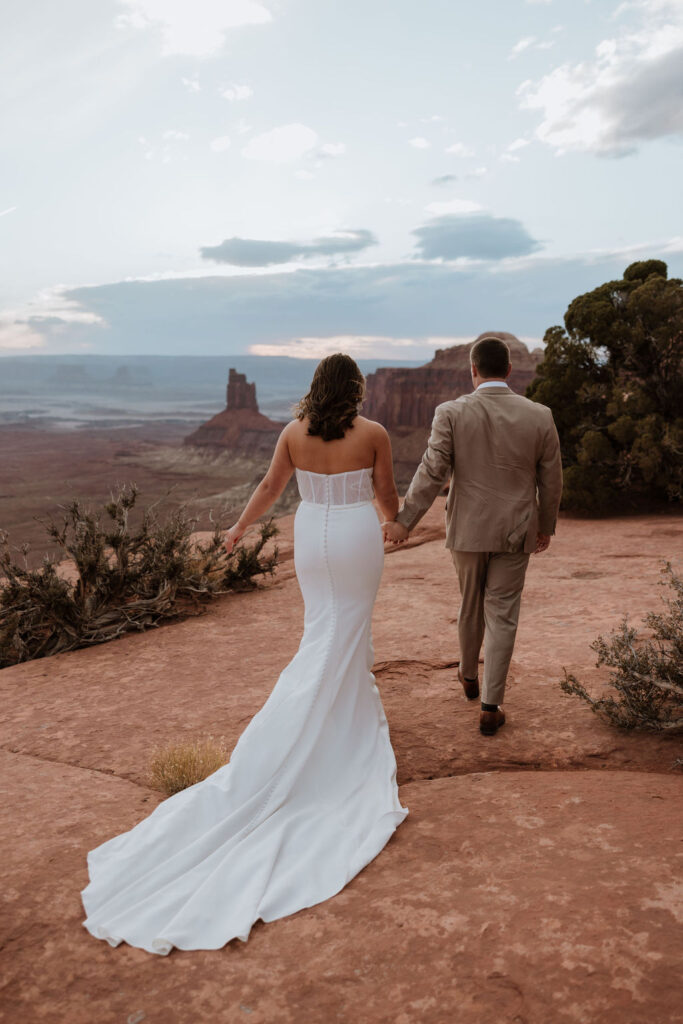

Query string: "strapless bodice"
[[295, 466, 374, 506]]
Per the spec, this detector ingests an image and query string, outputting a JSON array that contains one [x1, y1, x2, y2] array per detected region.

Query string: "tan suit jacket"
[[395, 386, 563, 553]]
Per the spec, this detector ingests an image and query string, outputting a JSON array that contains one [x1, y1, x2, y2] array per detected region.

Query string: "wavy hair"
[[295, 353, 366, 442]]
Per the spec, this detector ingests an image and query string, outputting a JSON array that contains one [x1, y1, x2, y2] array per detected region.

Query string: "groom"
[[382, 336, 563, 736]]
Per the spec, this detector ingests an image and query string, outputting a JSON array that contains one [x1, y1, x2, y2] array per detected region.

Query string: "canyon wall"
[[184, 369, 285, 456], [363, 332, 543, 431], [363, 333, 543, 486]]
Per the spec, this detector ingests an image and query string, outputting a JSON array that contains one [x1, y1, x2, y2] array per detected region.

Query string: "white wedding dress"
[[81, 466, 408, 955]]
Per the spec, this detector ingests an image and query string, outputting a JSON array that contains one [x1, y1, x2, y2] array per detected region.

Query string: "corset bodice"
[[295, 466, 375, 506]]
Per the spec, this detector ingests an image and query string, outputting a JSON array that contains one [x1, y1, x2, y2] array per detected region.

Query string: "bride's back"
[[287, 415, 380, 475]]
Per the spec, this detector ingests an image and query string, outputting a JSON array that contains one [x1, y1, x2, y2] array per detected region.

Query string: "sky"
[[1, 0, 682, 361]]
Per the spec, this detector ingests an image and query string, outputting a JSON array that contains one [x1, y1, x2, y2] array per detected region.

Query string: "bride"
[[81, 353, 409, 955]]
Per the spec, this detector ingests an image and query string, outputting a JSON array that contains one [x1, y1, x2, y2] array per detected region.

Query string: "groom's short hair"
[[470, 336, 511, 378]]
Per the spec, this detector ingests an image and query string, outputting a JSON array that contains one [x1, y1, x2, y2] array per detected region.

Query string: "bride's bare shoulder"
[[355, 416, 389, 438]]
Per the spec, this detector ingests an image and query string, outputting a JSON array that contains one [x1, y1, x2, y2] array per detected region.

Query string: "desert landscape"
[[4, 2, 683, 1017], [1, 500, 681, 1023]]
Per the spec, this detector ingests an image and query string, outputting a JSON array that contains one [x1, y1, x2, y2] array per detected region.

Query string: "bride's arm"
[[223, 425, 295, 553], [371, 424, 399, 523]]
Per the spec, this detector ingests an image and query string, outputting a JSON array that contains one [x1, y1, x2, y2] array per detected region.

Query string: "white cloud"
[[424, 198, 483, 216], [509, 34, 556, 59], [210, 135, 232, 152], [162, 129, 189, 141], [295, 169, 315, 180], [526, 0, 552, 5], [409, 136, 431, 149], [115, 0, 272, 57], [221, 83, 253, 102], [445, 141, 475, 156], [510, 36, 538, 59], [241, 123, 318, 162], [0, 206, 17, 217], [249, 334, 422, 359], [508, 137, 530, 152], [465, 166, 488, 178], [319, 142, 346, 157], [0, 319, 45, 352], [518, 0, 683, 155], [181, 75, 200, 93]]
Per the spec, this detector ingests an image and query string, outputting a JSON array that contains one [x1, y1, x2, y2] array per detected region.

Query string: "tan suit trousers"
[[451, 549, 530, 706]]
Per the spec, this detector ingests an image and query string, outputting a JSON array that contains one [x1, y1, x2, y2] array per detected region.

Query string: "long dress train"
[[80, 466, 408, 954]]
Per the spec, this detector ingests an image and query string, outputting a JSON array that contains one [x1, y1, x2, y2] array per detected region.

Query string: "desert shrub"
[[560, 563, 683, 734], [147, 734, 232, 795], [0, 485, 278, 668], [528, 260, 683, 512]]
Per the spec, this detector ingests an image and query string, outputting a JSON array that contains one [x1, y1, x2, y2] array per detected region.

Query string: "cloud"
[[209, 135, 231, 152], [318, 142, 346, 157], [445, 141, 475, 156], [409, 137, 431, 149], [221, 83, 253, 101], [424, 198, 483, 216], [500, 137, 531, 163], [241, 123, 318, 162], [115, 0, 272, 57], [413, 213, 542, 260], [0, 318, 45, 352], [509, 34, 556, 59], [517, 0, 683, 155], [510, 36, 538, 59], [181, 75, 200, 93], [249, 335, 424, 359], [0, 206, 17, 217], [431, 174, 459, 186], [199, 229, 378, 266], [26, 246, 682, 357]]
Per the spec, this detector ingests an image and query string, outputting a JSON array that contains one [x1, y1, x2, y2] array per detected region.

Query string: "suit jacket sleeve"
[[395, 404, 453, 531], [536, 411, 563, 535]]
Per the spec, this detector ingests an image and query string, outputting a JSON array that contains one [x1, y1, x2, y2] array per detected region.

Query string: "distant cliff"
[[363, 333, 543, 431], [184, 369, 285, 455], [364, 333, 543, 487]]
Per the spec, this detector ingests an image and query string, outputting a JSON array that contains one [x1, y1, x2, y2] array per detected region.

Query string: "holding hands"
[[382, 520, 409, 545]]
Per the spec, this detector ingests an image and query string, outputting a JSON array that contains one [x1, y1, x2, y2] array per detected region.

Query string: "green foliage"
[[560, 563, 683, 734], [0, 486, 278, 668], [527, 260, 683, 511]]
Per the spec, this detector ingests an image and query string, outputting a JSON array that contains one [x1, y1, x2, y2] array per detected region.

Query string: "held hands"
[[382, 520, 409, 545], [533, 532, 551, 554], [223, 523, 246, 555]]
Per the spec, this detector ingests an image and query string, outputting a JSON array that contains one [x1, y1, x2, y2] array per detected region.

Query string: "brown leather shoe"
[[458, 665, 480, 701], [479, 707, 506, 736]]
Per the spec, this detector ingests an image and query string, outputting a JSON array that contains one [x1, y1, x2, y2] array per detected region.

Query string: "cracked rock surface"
[[1, 505, 681, 1023]]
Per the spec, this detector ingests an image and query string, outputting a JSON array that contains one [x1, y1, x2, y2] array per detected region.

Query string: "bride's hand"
[[223, 524, 245, 555]]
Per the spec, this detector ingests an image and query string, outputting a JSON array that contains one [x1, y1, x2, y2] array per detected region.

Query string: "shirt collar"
[[476, 381, 510, 390]]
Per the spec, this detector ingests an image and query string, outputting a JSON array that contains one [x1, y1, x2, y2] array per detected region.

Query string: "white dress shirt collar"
[[476, 380, 510, 390]]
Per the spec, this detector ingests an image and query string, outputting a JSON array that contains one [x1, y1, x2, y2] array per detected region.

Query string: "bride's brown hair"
[[295, 353, 366, 442]]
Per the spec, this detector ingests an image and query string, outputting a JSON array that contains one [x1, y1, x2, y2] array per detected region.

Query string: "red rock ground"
[[1, 504, 682, 1024]]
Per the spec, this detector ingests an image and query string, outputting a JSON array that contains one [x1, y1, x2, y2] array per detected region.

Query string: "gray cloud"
[[600, 47, 683, 153], [43, 250, 683, 356], [431, 174, 459, 186], [200, 229, 377, 267], [412, 214, 542, 261]]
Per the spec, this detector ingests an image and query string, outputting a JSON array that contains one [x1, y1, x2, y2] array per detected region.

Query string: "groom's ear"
[[505, 363, 512, 379]]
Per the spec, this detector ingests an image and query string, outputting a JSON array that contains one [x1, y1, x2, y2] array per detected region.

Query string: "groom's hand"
[[533, 532, 551, 554], [383, 520, 409, 544]]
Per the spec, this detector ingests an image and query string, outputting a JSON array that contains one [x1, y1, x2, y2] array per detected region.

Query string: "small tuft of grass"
[[146, 734, 232, 796]]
